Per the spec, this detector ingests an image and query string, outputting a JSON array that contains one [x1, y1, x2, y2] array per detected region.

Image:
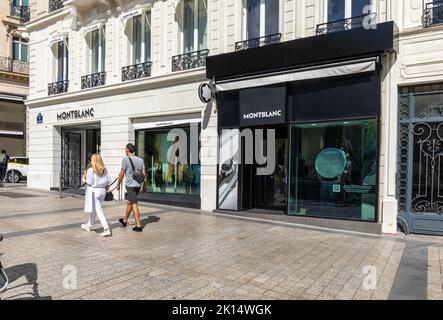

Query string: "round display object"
[[315, 148, 347, 179]]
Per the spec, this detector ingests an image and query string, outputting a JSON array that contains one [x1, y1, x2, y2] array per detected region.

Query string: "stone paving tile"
[[1, 187, 443, 300]]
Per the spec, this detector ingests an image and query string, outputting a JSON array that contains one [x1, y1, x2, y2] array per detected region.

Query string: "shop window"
[[136, 126, 201, 196], [12, 37, 28, 62], [289, 119, 378, 222], [89, 27, 106, 74], [243, 0, 279, 40], [182, 0, 207, 53], [52, 39, 69, 82], [132, 11, 151, 64], [326, 0, 371, 22]]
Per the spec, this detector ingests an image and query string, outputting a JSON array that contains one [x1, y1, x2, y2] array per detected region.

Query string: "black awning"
[[206, 21, 397, 81]]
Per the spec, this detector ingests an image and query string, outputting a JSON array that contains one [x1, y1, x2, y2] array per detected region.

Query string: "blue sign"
[[37, 113, 43, 124]]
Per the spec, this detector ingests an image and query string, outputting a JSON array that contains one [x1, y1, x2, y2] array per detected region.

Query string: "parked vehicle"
[[6, 157, 28, 183]]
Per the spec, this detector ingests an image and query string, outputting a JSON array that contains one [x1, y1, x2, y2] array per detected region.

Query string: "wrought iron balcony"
[[48, 80, 69, 96], [424, 1, 443, 27], [235, 33, 282, 51], [316, 13, 377, 35], [122, 61, 153, 82], [9, 4, 30, 24], [81, 72, 106, 89], [0, 57, 29, 74], [49, 0, 64, 12], [172, 49, 209, 72]]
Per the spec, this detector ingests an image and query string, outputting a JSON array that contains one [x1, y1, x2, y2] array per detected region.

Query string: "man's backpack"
[[128, 157, 145, 184], [0, 155, 7, 166]]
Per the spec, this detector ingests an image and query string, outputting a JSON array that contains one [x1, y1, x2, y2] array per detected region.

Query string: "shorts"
[[125, 187, 141, 204]]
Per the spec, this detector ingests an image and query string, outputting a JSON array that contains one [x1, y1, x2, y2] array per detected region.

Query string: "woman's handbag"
[[105, 191, 114, 201]]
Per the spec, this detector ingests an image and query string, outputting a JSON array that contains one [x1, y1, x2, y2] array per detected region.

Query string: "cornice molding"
[[26, 69, 207, 108]]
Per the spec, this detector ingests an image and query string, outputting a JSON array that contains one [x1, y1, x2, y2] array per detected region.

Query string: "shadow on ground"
[[0, 263, 52, 300]]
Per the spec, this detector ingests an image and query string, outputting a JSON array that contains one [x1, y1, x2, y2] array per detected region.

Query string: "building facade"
[[25, 0, 443, 235], [0, 0, 29, 158]]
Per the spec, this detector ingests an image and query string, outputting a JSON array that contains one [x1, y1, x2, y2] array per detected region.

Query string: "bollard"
[[59, 172, 62, 199]]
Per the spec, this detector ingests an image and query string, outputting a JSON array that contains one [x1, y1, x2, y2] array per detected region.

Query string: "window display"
[[136, 126, 200, 196], [289, 119, 377, 221]]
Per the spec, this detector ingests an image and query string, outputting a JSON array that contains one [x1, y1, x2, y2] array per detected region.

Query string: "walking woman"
[[82, 154, 112, 237]]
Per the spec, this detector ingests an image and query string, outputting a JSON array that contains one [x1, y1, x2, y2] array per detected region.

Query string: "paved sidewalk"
[[0, 186, 442, 300]]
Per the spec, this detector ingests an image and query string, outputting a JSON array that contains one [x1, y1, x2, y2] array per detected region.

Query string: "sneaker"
[[101, 229, 112, 237], [119, 219, 127, 228], [132, 226, 143, 232], [81, 224, 92, 232]]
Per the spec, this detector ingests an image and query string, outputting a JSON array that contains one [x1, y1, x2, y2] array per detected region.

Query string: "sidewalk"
[[0, 186, 442, 300]]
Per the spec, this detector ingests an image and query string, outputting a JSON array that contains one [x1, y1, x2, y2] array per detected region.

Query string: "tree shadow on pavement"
[[0, 263, 52, 300]]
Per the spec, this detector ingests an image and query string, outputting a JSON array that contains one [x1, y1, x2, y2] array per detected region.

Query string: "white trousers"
[[86, 188, 109, 230]]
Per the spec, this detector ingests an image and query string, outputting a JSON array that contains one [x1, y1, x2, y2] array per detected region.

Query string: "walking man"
[[117, 143, 146, 232], [0, 150, 10, 188]]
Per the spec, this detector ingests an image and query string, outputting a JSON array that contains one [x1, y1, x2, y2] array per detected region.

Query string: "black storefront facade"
[[207, 22, 397, 234]]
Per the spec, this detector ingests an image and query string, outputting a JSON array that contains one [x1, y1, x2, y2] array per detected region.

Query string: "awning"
[[0, 130, 23, 136], [215, 57, 378, 92], [133, 118, 201, 130], [83, 22, 104, 35], [120, 7, 151, 27], [0, 94, 25, 102]]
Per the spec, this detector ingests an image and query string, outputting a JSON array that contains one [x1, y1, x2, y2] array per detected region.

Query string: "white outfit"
[[84, 168, 111, 230]]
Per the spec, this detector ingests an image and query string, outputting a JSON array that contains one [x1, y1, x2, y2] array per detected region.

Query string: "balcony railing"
[[9, 4, 30, 24], [316, 13, 377, 35], [122, 61, 153, 82], [49, 0, 64, 12], [235, 33, 282, 51], [81, 72, 106, 89], [0, 57, 29, 74], [424, 1, 443, 27], [172, 49, 209, 72], [48, 80, 69, 96]]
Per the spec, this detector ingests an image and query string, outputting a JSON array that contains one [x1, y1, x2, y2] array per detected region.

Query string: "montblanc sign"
[[57, 108, 95, 122], [239, 86, 286, 126], [243, 110, 283, 120]]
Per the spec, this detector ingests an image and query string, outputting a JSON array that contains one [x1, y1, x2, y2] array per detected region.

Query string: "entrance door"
[[61, 131, 82, 188], [398, 88, 443, 235], [241, 127, 288, 212]]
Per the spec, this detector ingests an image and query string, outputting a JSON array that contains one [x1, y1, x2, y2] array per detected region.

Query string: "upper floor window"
[[12, 0, 29, 8], [327, 0, 371, 22], [243, 0, 279, 40], [132, 12, 152, 64], [52, 40, 69, 82], [182, 0, 207, 53], [12, 37, 28, 62], [88, 27, 106, 73]]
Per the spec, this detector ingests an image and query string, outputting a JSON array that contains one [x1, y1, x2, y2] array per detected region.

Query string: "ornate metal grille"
[[424, 1, 443, 27], [316, 13, 377, 35], [49, 0, 64, 12], [172, 49, 209, 72], [398, 85, 443, 221], [61, 132, 82, 189], [81, 72, 106, 89], [122, 61, 153, 82], [48, 80, 69, 96], [235, 33, 282, 51], [0, 57, 29, 74]]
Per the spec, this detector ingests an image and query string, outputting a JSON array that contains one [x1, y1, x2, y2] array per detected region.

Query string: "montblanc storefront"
[[207, 22, 397, 234], [27, 80, 211, 209]]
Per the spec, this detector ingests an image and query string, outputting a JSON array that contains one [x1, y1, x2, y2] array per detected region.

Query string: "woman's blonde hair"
[[91, 154, 106, 176]]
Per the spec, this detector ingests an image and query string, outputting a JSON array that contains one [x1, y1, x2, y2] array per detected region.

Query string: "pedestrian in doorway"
[[82, 154, 112, 237], [117, 143, 146, 232], [0, 150, 10, 188]]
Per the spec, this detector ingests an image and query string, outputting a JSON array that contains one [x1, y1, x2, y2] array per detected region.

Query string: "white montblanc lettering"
[[243, 110, 282, 120]]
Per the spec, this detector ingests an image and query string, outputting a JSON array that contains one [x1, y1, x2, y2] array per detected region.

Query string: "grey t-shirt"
[[121, 156, 145, 188]]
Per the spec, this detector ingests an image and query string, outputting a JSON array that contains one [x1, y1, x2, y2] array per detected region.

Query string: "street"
[[0, 185, 442, 300]]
